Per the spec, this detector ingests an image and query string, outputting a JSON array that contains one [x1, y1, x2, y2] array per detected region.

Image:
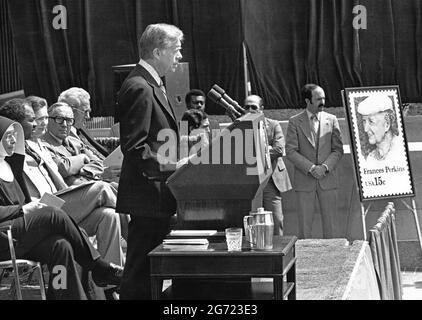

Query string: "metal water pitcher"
[[243, 208, 274, 250]]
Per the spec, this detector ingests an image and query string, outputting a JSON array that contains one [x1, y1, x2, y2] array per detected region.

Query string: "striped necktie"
[[159, 80, 168, 100], [311, 114, 319, 135], [311, 114, 320, 161]]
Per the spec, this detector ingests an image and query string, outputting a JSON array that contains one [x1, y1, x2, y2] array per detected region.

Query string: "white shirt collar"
[[70, 126, 77, 136], [139, 59, 162, 87], [306, 109, 320, 121]]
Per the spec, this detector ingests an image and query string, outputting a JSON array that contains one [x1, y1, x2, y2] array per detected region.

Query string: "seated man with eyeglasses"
[[57, 88, 121, 185], [58, 88, 111, 159], [42, 101, 129, 243], [42, 102, 108, 187], [0, 97, 125, 273]]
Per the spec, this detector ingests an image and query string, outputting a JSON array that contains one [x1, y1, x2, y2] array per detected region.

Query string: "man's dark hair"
[[26, 96, 48, 113], [181, 109, 207, 133], [185, 89, 206, 107], [0, 98, 27, 122], [301, 84, 320, 103], [48, 102, 72, 115]]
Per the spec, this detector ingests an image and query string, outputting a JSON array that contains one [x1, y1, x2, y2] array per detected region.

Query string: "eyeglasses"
[[49, 116, 75, 125], [4, 131, 17, 143], [245, 104, 260, 111]]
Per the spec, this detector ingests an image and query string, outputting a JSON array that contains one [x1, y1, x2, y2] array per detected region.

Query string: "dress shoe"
[[92, 263, 124, 288]]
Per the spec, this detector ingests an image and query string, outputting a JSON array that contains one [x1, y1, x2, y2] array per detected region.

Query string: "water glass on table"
[[225, 228, 243, 252]]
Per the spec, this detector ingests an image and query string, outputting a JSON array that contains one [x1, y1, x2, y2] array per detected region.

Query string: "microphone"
[[212, 84, 246, 115], [207, 88, 242, 121]]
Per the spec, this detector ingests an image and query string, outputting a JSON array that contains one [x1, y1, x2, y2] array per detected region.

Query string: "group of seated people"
[[0, 88, 127, 300], [0, 85, 222, 300]]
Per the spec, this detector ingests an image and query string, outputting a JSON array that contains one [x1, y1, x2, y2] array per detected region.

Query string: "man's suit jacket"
[[286, 110, 343, 192], [265, 118, 292, 193], [116, 64, 179, 217], [23, 140, 68, 198], [69, 127, 109, 160], [42, 131, 104, 186]]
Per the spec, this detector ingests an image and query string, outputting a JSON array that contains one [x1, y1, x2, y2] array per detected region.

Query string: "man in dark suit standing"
[[117, 23, 184, 300], [285, 84, 343, 239]]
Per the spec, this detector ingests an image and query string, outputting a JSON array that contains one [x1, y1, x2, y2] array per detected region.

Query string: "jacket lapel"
[[43, 132, 68, 157], [43, 161, 68, 190], [264, 118, 274, 145], [23, 159, 41, 197], [36, 143, 68, 190], [154, 85, 177, 121], [134, 65, 177, 125], [24, 142, 68, 194], [319, 112, 330, 139], [298, 111, 315, 148]]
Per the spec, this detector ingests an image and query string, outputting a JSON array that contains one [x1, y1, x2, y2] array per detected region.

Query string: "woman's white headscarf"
[[0, 122, 25, 158]]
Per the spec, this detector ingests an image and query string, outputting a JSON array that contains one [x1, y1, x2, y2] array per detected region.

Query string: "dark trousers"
[[120, 216, 171, 300], [0, 207, 100, 300]]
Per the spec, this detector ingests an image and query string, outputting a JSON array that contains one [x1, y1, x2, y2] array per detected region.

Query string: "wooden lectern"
[[167, 112, 273, 230]]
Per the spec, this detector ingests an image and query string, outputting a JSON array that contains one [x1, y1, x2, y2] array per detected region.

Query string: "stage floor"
[[294, 239, 379, 300], [402, 270, 422, 300]]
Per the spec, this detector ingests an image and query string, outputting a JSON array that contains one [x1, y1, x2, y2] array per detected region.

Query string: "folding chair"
[[0, 223, 46, 300]]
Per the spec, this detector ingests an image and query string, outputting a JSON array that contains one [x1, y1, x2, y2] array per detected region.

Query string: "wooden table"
[[148, 235, 297, 300]]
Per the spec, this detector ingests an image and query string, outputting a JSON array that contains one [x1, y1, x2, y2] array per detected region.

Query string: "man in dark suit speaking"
[[116, 23, 184, 299]]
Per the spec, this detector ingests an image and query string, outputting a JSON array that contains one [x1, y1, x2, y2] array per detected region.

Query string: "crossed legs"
[[60, 181, 124, 266], [10, 207, 100, 299]]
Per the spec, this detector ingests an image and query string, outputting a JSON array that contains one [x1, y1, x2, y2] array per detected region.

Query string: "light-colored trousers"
[[109, 181, 130, 241], [295, 184, 337, 239], [263, 178, 284, 236], [59, 181, 124, 266]]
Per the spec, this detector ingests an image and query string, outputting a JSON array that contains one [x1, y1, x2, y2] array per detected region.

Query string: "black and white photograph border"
[[343, 86, 414, 201]]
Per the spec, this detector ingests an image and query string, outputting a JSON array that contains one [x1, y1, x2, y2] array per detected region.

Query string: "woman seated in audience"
[[0, 115, 122, 299]]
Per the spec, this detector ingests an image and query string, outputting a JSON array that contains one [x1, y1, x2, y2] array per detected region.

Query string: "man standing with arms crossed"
[[117, 23, 184, 299], [286, 84, 343, 239]]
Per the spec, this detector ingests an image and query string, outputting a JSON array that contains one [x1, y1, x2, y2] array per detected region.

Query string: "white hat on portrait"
[[357, 94, 393, 116]]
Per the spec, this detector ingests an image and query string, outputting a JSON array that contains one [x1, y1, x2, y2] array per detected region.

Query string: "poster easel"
[[342, 86, 421, 251]]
